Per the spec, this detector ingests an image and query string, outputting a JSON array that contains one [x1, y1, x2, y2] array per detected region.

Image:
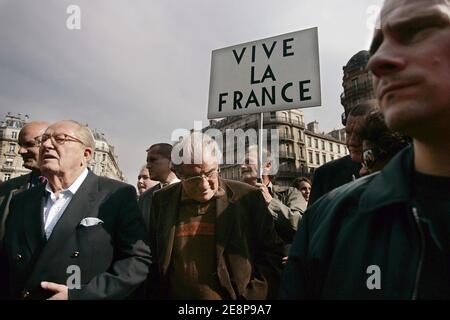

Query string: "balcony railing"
[[278, 132, 294, 140], [279, 151, 295, 159], [265, 116, 305, 128]]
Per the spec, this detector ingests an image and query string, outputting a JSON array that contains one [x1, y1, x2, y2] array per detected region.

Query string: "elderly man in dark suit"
[[148, 132, 284, 300], [0, 120, 151, 300], [0, 121, 49, 246]]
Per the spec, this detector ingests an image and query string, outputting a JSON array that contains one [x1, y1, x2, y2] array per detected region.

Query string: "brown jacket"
[[148, 178, 284, 299]]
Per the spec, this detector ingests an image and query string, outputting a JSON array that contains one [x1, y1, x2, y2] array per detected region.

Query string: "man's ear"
[[265, 161, 272, 169], [84, 147, 93, 161]]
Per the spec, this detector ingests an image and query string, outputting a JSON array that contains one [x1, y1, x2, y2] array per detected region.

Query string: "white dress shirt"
[[42, 168, 89, 240]]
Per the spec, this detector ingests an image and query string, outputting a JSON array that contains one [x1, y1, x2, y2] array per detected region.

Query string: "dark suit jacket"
[[0, 173, 33, 246], [308, 155, 361, 206], [148, 178, 284, 300], [138, 183, 161, 230], [0, 171, 152, 300]]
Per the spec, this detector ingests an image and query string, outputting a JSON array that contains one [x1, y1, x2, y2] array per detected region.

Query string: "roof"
[[344, 50, 370, 73]]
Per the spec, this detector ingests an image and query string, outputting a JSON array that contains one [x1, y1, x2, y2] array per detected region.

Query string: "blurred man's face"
[[18, 123, 48, 171], [240, 151, 258, 184], [368, 0, 450, 137], [178, 158, 219, 203], [146, 147, 170, 182], [345, 115, 365, 163]]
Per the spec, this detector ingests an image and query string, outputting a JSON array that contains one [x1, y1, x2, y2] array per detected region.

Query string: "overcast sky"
[[0, 0, 383, 183]]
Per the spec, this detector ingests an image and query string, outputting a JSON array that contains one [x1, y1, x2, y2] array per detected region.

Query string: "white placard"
[[208, 27, 321, 119]]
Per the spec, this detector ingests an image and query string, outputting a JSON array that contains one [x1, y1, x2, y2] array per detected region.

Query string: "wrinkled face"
[[345, 115, 365, 163], [146, 147, 170, 182], [298, 181, 311, 202], [240, 151, 258, 184], [39, 122, 91, 178], [368, 0, 450, 137], [18, 124, 47, 171], [137, 167, 154, 195], [178, 158, 219, 203]]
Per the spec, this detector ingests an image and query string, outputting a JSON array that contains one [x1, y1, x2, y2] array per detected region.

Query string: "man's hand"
[[41, 281, 68, 300], [254, 182, 273, 205]]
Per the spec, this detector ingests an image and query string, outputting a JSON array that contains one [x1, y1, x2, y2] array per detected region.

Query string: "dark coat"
[[0, 173, 33, 246], [1, 171, 152, 300], [138, 183, 161, 230], [308, 155, 361, 206], [148, 178, 284, 300], [279, 146, 438, 299]]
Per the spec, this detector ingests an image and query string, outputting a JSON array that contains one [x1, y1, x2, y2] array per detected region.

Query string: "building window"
[[308, 151, 313, 164], [321, 140, 325, 150], [338, 145, 341, 153], [270, 112, 276, 119], [307, 137, 311, 147], [298, 130, 302, 141], [282, 112, 288, 121], [5, 160, 13, 167], [300, 147, 304, 158], [330, 142, 333, 152], [102, 154, 106, 161], [12, 131, 18, 139], [315, 152, 320, 165], [315, 139, 318, 148], [331, 155, 335, 161], [4, 174, 11, 181], [9, 143, 15, 152], [322, 154, 327, 164]]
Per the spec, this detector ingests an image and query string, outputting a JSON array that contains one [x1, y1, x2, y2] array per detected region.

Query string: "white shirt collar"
[[160, 177, 180, 189], [45, 168, 89, 197]]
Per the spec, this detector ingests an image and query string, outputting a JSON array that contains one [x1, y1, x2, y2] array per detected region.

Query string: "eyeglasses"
[[181, 168, 220, 183], [362, 149, 376, 170], [37, 133, 85, 146]]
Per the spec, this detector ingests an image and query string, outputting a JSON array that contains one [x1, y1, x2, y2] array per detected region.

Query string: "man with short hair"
[[138, 143, 179, 229], [280, 0, 450, 299], [0, 121, 49, 245], [308, 102, 378, 206], [240, 145, 306, 244], [1, 120, 151, 299], [148, 132, 284, 299]]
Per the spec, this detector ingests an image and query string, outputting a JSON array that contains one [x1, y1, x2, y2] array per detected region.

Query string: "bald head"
[[18, 121, 49, 171]]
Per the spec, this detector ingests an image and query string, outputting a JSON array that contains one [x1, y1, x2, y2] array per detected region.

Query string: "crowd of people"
[[0, 0, 449, 300]]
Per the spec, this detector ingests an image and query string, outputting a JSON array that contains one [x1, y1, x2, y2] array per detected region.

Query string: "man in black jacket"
[[308, 102, 377, 206], [280, 0, 450, 299], [0, 121, 48, 246]]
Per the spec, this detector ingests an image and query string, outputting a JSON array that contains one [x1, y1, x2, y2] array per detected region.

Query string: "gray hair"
[[247, 144, 279, 175], [64, 120, 95, 151], [171, 131, 222, 169]]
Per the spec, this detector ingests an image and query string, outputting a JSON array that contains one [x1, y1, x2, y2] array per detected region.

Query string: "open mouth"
[[42, 154, 58, 160]]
